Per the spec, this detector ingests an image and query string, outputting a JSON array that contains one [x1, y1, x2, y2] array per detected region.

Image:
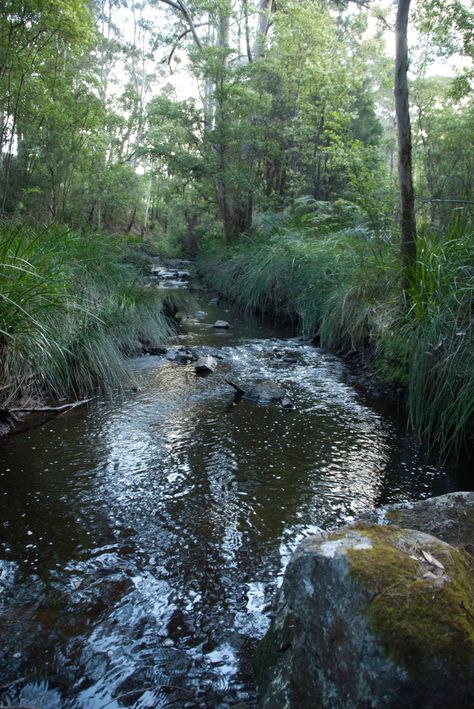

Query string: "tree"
[[395, 0, 417, 291]]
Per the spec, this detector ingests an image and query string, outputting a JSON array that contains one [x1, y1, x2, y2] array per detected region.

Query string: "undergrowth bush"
[[0, 223, 172, 404], [199, 201, 474, 456]]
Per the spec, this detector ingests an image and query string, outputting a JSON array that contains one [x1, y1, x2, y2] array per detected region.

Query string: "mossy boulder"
[[255, 522, 474, 708], [358, 491, 474, 555]]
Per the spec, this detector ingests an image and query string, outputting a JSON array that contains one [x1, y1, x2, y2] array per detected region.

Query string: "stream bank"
[[0, 262, 463, 708], [197, 230, 474, 459]]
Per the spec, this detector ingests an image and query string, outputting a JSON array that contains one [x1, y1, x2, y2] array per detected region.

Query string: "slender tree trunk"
[[126, 206, 136, 233], [253, 0, 273, 60], [1, 73, 26, 215], [395, 0, 417, 292]]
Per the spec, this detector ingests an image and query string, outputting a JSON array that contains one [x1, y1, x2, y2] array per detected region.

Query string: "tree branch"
[[164, 23, 207, 69], [156, 0, 203, 50]]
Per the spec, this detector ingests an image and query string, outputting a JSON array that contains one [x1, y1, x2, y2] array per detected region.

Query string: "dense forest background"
[[1, 0, 473, 454], [2, 0, 472, 238]]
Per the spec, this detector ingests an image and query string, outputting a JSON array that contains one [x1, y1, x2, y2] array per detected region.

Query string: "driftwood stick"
[[9, 398, 95, 413], [224, 378, 245, 395]]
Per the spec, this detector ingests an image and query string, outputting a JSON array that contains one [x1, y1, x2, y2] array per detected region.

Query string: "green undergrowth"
[[199, 201, 474, 456], [0, 222, 173, 405]]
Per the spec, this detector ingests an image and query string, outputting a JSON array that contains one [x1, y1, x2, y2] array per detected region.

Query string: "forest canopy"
[[0, 0, 472, 239]]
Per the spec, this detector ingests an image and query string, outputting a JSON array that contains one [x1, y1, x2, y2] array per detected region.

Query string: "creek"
[[0, 263, 460, 708]]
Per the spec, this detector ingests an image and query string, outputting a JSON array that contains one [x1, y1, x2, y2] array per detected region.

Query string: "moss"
[[346, 524, 474, 674]]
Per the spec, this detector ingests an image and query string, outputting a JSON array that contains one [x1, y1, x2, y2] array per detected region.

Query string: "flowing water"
[[0, 265, 461, 708]]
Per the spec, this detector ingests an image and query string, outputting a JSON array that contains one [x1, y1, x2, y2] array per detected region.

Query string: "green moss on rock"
[[347, 524, 474, 673]]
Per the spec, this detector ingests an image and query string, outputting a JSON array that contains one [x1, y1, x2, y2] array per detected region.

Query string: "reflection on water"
[[0, 289, 457, 707]]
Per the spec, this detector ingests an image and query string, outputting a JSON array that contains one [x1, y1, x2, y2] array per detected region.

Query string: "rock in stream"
[[255, 492, 474, 708]]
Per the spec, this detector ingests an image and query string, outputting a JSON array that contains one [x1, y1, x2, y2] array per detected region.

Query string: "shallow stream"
[[0, 264, 460, 707]]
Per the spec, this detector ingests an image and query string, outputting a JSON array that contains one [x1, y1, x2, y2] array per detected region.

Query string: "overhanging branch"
[[156, 0, 203, 50]]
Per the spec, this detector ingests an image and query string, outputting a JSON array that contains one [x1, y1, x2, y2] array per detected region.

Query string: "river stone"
[[225, 379, 289, 405], [358, 491, 474, 555], [195, 356, 218, 375], [213, 320, 230, 329], [272, 348, 299, 364], [142, 344, 167, 356], [244, 382, 287, 403], [0, 408, 18, 436], [166, 347, 198, 364], [255, 522, 474, 708]]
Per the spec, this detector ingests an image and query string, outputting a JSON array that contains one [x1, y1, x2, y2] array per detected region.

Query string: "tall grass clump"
[[200, 199, 398, 352], [388, 223, 474, 455], [0, 223, 172, 405]]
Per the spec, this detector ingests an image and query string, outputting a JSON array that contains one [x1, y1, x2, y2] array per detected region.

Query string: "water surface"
[[0, 278, 457, 707]]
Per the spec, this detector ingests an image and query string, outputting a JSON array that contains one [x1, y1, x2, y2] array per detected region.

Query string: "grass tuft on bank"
[[199, 202, 474, 456], [0, 223, 172, 406]]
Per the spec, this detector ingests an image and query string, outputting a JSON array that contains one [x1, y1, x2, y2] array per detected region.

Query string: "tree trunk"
[[253, 0, 274, 60], [395, 0, 417, 292]]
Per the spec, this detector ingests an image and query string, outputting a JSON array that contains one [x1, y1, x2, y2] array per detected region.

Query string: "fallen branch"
[[9, 398, 95, 413]]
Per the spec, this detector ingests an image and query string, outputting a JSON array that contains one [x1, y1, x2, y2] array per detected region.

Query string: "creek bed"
[[0, 271, 459, 708]]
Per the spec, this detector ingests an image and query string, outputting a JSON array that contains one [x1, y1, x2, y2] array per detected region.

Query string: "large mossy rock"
[[255, 521, 474, 708], [358, 491, 474, 555]]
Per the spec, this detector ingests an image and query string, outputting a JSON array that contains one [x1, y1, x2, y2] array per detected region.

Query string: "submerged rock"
[[213, 320, 230, 329], [225, 380, 288, 404], [272, 348, 299, 364], [195, 356, 218, 375], [166, 347, 198, 364], [256, 517, 474, 708], [245, 382, 287, 403]]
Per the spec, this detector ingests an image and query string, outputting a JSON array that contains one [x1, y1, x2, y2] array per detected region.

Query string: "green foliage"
[[399, 225, 474, 455], [199, 199, 397, 346], [0, 0, 153, 232], [411, 79, 474, 228], [0, 223, 171, 404]]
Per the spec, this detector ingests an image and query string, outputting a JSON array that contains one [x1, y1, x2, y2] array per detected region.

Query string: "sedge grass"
[[199, 204, 474, 457], [0, 223, 172, 405]]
